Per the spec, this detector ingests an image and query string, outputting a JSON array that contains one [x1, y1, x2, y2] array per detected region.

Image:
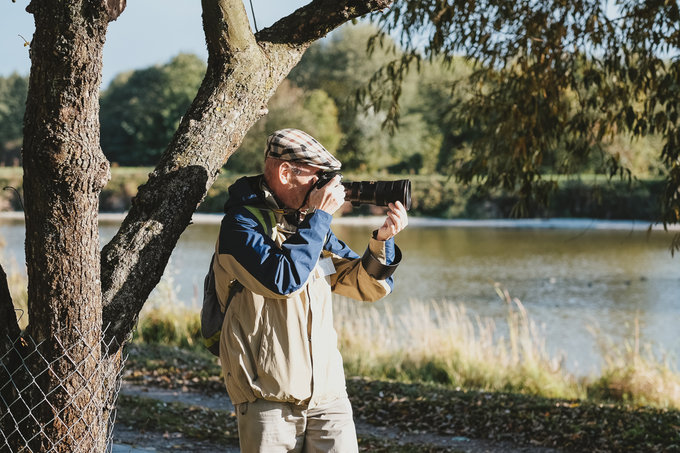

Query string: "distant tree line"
[[0, 24, 666, 178], [0, 73, 28, 166]]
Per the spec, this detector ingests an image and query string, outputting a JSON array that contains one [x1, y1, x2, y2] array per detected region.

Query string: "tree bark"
[[18, 0, 113, 450]]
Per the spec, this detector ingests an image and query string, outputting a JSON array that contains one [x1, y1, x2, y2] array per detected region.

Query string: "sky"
[[0, 0, 309, 87]]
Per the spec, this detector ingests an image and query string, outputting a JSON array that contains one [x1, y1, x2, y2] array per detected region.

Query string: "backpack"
[[200, 254, 243, 356], [200, 205, 275, 356]]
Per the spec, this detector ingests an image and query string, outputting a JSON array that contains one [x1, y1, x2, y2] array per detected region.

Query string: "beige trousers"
[[235, 397, 359, 453]]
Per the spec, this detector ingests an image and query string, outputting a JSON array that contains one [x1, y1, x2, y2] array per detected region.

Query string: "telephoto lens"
[[342, 180, 411, 210]]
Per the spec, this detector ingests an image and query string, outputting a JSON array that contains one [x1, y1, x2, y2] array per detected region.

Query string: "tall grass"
[[588, 318, 680, 408], [129, 270, 680, 409], [135, 271, 202, 348], [128, 277, 680, 409], [335, 290, 680, 409], [335, 285, 583, 400]]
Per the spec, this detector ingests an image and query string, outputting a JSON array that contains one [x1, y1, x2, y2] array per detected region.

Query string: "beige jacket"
[[214, 176, 398, 408]]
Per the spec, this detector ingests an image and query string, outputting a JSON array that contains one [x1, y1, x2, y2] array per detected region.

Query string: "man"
[[214, 128, 407, 452]]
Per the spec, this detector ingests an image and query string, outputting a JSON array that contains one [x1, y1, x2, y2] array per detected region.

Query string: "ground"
[[112, 383, 559, 453], [111, 344, 680, 452]]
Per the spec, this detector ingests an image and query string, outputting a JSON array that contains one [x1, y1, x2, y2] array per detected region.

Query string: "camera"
[[315, 171, 411, 210]]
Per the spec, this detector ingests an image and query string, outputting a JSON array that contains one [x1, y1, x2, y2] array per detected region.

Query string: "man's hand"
[[376, 201, 408, 241], [307, 175, 345, 215]]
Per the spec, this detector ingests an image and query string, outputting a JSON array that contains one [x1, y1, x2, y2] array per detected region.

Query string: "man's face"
[[282, 162, 320, 210]]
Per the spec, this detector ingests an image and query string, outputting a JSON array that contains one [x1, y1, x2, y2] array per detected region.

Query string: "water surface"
[[1, 215, 678, 374]]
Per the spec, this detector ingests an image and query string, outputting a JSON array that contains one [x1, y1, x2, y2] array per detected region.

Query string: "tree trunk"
[[19, 0, 111, 450]]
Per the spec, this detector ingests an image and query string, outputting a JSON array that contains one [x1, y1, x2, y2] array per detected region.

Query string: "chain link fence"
[[0, 325, 126, 452]]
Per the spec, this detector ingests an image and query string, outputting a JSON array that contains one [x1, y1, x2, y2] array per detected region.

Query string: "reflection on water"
[[1, 216, 678, 374]]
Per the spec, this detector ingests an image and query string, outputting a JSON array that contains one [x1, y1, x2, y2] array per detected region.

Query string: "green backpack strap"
[[244, 205, 277, 239]]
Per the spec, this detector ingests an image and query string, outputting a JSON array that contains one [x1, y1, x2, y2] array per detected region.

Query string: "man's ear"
[[278, 162, 292, 185]]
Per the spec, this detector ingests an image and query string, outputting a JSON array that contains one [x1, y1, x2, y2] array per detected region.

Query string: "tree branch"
[[104, 0, 126, 21], [256, 0, 392, 45], [202, 0, 257, 63]]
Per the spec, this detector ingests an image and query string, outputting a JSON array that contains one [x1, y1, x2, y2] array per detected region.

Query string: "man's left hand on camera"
[[376, 201, 408, 241]]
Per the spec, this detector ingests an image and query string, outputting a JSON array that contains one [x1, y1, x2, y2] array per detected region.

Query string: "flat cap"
[[264, 128, 341, 171]]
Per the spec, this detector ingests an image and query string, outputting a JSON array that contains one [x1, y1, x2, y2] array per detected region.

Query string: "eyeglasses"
[[286, 164, 317, 177]]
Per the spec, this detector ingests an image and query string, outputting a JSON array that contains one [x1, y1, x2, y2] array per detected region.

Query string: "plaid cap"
[[264, 128, 341, 171]]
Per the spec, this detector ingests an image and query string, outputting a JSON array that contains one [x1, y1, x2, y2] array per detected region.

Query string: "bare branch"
[[256, 0, 393, 45], [104, 0, 126, 21]]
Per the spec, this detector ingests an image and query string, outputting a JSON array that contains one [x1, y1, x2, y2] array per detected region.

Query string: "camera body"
[[314, 170, 341, 189], [315, 171, 411, 210]]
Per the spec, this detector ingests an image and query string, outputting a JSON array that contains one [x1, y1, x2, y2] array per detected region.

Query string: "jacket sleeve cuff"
[[362, 236, 402, 280]]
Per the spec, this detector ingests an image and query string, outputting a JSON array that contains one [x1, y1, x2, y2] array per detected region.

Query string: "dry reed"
[[334, 284, 582, 399]]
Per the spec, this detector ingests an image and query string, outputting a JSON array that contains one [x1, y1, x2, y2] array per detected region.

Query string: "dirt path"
[[113, 383, 560, 452], [120, 383, 234, 412], [112, 424, 239, 453]]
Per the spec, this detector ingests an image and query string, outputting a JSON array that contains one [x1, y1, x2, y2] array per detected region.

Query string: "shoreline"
[[1, 210, 678, 231]]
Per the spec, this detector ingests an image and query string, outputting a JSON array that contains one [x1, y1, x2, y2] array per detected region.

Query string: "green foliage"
[[100, 53, 206, 165], [4, 17, 675, 227], [226, 80, 342, 174], [372, 1, 680, 236], [289, 24, 400, 172], [291, 24, 470, 174], [0, 73, 28, 165], [290, 24, 394, 104]]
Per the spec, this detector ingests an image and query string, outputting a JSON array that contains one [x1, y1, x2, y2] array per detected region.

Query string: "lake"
[[1, 214, 678, 375]]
